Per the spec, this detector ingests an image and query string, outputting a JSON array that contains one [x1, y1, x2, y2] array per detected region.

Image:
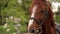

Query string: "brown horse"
[[28, 0, 57, 34]]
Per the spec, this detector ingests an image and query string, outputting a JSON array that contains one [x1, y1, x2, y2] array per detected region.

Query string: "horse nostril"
[[30, 29, 34, 33]]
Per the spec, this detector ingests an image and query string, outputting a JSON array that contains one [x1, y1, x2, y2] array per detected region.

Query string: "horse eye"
[[41, 10, 45, 13]]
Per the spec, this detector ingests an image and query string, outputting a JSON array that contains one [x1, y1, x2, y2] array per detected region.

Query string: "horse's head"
[[27, 0, 56, 34], [28, 2, 49, 33]]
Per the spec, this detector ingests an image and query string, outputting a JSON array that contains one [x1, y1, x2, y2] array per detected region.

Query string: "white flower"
[[4, 23, 8, 28], [7, 28, 10, 32], [13, 33, 16, 34]]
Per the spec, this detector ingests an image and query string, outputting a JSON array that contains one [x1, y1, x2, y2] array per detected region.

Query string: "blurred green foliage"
[[56, 7, 60, 23], [0, 0, 32, 25], [0, 0, 32, 33]]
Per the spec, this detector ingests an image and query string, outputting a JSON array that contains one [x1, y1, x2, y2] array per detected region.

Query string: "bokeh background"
[[0, 0, 60, 34]]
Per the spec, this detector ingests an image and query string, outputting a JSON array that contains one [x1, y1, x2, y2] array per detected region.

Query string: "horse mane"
[[29, 0, 56, 34]]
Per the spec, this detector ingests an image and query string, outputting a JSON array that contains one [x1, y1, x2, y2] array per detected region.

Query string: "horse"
[[27, 0, 57, 34]]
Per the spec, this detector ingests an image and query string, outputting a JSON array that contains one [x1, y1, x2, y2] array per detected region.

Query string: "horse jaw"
[[28, 5, 37, 32]]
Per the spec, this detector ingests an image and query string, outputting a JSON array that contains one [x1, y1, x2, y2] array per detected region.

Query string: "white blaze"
[[28, 5, 37, 31]]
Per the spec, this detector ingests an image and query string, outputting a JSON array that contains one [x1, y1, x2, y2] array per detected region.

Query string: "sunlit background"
[[0, 0, 60, 34]]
